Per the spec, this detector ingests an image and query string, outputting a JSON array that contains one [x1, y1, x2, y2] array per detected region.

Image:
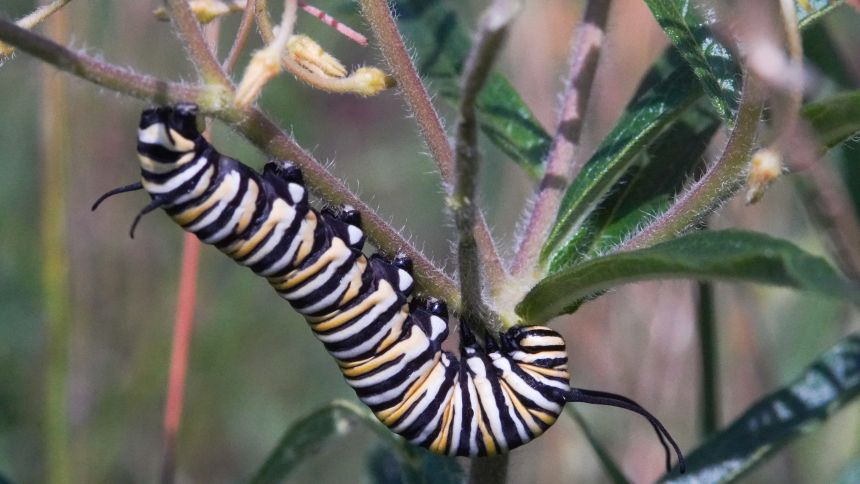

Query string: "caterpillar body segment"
[[97, 104, 685, 470]]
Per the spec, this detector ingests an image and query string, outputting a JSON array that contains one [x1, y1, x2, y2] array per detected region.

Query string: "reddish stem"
[[160, 233, 201, 484]]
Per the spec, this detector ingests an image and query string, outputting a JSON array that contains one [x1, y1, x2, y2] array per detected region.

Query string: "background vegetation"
[[1, 0, 859, 483]]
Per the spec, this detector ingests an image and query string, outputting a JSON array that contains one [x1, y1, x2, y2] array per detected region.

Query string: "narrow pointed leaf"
[[542, 1, 848, 265], [801, 90, 860, 149], [661, 333, 860, 482], [518, 230, 858, 324], [541, 59, 701, 260], [250, 400, 400, 484], [393, 0, 550, 177], [548, 102, 721, 272], [643, 0, 741, 121]]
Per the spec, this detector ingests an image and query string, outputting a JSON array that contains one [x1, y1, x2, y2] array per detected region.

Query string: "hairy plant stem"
[[452, 0, 517, 330], [223, 0, 257, 73], [356, 0, 508, 298], [162, 0, 232, 86], [0, 16, 461, 310], [618, 76, 763, 251], [511, 0, 611, 277]]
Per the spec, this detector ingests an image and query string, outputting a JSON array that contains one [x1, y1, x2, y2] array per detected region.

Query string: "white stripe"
[[141, 155, 209, 194]]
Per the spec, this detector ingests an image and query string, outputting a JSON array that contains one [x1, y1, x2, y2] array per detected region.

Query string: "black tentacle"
[[567, 387, 686, 474], [129, 198, 166, 239], [92, 182, 143, 211]]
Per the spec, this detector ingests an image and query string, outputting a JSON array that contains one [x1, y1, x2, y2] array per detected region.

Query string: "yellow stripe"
[[226, 198, 291, 259], [168, 128, 196, 151], [499, 379, 542, 434], [279, 237, 349, 290], [429, 391, 455, 453], [234, 181, 259, 234], [172, 174, 237, 226], [376, 355, 441, 423], [311, 280, 394, 333]]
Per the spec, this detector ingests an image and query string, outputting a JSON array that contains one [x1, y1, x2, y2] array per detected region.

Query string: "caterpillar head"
[[138, 103, 202, 154]]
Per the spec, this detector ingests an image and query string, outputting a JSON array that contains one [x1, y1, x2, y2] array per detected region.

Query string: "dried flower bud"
[[287, 35, 347, 78], [154, 0, 244, 24], [746, 148, 785, 205]]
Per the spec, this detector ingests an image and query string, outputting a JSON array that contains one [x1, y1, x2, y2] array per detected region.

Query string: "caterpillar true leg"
[[103, 103, 686, 471]]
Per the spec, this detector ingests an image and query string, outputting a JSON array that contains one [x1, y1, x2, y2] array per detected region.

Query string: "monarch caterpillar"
[[94, 104, 685, 470]]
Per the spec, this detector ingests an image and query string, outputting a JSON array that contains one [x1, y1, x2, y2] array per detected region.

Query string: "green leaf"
[[643, 0, 742, 121], [548, 102, 721, 272], [367, 445, 465, 484], [249, 400, 400, 484], [541, 59, 701, 260], [393, 0, 550, 178], [542, 1, 848, 265], [661, 332, 860, 482], [518, 230, 858, 324], [801, 90, 860, 149]]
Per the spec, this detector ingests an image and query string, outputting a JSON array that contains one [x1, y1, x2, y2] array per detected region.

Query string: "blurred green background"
[[1, 0, 859, 482]]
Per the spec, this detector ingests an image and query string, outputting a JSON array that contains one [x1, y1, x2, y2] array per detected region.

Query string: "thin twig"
[[357, 0, 454, 181], [511, 0, 612, 277], [452, 0, 517, 329], [223, 0, 257, 73], [162, 0, 232, 85], [0, 17, 201, 102], [0, 0, 73, 58], [356, 0, 508, 298], [0, 17, 460, 309], [618, 76, 763, 251]]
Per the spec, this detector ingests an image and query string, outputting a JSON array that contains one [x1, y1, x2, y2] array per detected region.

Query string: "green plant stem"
[[512, 0, 611, 277], [0, 16, 461, 309], [451, 0, 517, 329], [162, 0, 232, 86], [618, 76, 763, 251], [222, 0, 256, 73], [39, 10, 72, 484], [696, 281, 719, 437], [357, 0, 508, 299]]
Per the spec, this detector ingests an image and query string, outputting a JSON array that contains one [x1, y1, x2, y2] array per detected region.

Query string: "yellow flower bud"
[[287, 35, 348, 78], [745, 148, 785, 205]]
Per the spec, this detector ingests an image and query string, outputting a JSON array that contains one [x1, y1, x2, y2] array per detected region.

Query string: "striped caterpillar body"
[[94, 104, 684, 469]]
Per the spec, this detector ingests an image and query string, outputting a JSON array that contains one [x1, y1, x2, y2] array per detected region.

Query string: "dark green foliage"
[[662, 333, 860, 482], [518, 230, 859, 324]]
